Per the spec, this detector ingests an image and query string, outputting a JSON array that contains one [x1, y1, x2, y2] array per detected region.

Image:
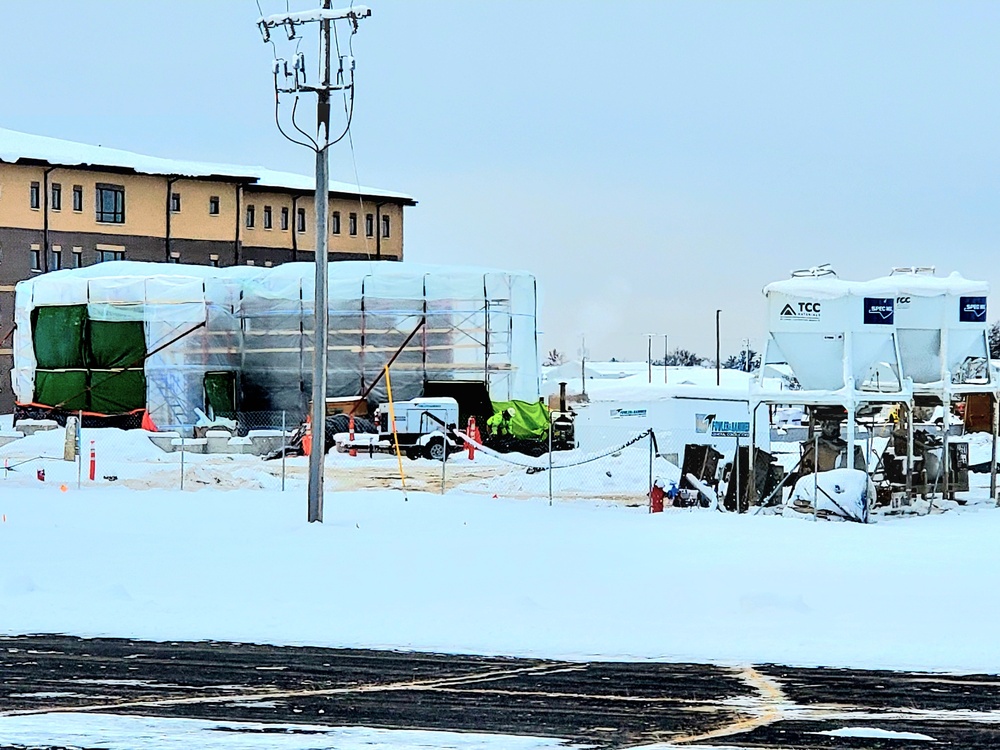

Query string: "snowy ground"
[[3, 419, 1000, 747], [1, 456, 999, 673]]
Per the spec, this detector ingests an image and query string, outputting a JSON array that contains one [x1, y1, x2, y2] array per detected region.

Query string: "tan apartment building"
[[0, 128, 416, 412]]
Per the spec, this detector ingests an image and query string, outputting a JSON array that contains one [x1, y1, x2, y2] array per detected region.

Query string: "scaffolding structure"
[[12, 261, 540, 432]]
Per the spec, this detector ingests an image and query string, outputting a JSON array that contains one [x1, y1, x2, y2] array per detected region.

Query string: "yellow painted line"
[[670, 666, 786, 745]]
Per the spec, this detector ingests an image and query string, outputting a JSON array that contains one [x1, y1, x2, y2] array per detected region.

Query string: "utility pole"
[[258, 2, 371, 523], [715, 310, 721, 386], [647, 334, 653, 384], [663, 334, 668, 384]]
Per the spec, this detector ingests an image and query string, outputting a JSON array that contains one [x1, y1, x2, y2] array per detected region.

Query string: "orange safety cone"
[[466, 416, 477, 460], [349, 415, 357, 457]]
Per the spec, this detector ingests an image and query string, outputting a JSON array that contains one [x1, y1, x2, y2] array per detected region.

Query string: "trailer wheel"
[[424, 438, 449, 461]]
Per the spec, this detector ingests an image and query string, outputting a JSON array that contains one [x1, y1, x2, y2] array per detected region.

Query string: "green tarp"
[[33, 305, 87, 369], [90, 370, 146, 414], [490, 399, 550, 439], [88, 320, 145, 368], [33, 370, 88, 411], [31, 307, 147, 414]]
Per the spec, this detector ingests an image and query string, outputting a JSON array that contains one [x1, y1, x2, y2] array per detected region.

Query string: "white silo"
[[868, 268, 990, 389], [763, 267, 903, 395]]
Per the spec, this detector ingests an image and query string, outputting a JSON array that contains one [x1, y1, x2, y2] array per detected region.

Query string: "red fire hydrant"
[[649, 480, 665, 513]]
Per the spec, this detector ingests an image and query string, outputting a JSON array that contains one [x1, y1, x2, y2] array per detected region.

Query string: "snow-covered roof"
[[543, 362, 754, 402], [0, 127, 415, 204], [765, 271, 987, 299]]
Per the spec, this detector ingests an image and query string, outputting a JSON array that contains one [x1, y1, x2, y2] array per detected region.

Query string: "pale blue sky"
[[3, 1, 999, 361]]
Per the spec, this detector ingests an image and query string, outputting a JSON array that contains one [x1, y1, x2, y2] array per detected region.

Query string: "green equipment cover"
[[490, 400, 550, 440]]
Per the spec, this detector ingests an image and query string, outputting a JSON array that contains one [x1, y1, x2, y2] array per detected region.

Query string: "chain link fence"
[[0, 415, 756, 508]]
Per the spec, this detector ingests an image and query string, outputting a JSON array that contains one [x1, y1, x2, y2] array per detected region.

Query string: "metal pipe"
[[234, 184, 242, 266], [42, 166, 56, 272], [992, 394, 999, 506], [375, 200, 387, 259], [165, 176, 179, 261], [907, 401, 914, 503], [292, 195, 301, 261]]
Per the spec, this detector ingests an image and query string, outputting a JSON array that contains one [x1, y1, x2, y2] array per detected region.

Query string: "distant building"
[[0, 128, 417, 412]]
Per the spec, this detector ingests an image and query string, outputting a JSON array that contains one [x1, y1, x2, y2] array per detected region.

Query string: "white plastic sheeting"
[[12, 261, 540, 430]]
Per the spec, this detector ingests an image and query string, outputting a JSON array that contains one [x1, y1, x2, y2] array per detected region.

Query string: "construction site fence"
[[2, 415, 760, 506]]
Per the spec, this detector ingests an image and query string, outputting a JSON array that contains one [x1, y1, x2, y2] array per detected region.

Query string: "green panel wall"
[[31, 307, 147, 414]]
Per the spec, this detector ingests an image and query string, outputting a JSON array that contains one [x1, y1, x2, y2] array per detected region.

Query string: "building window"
[[168, 251, 181, 264], [72, 247, 82, 268], [246, 204, 255, 228], [51, 183, 62, 211], [263, 205, 272, 229], [349, 212, 357, 236], [365, 213, 374, 237], [30, 182, 40, 210], [50, 245, 62, 270], [72, 185, 83, 212], [96, 248, 125, 263], [209, 254, 220, 268], [30, 246, 41, 271], [170, 192, 181, 212], [381, 214, 390, 238], [209, 196, 220, 215], [297, 207, 306, 233], [95, 184, 125, 223], [331, 211, 341, 234], [264, 260, 273, 267], [280, 206, 289, 231], [246, 259, 255, 266]]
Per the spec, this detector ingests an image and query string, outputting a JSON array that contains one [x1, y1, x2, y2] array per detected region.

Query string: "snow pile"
[[787, 468, 872, 522]]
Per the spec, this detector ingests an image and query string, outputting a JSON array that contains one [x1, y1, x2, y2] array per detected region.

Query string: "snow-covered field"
[[3, 417, 1000, 748], [1, 448, 999, 674]]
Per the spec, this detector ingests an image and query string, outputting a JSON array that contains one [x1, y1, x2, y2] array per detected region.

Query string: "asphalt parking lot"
[[1, 635, 998, 748]]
